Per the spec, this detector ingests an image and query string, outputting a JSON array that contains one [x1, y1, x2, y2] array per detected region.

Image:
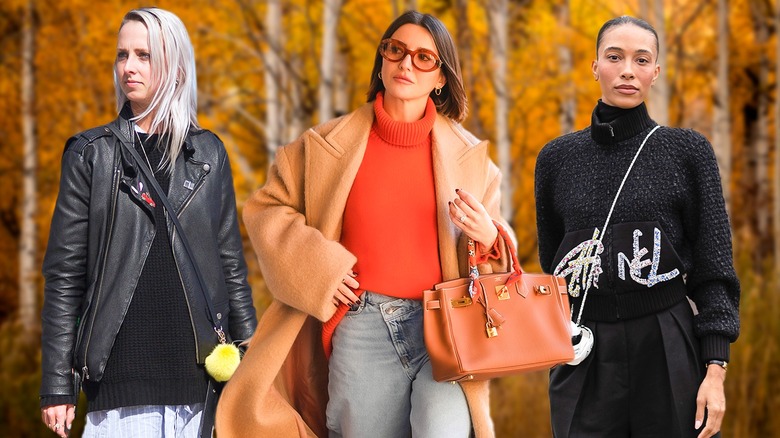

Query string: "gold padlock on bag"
[[486, 322, 498, 338]]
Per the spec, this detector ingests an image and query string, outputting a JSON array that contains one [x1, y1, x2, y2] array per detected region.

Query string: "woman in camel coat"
[[217, 11, 512, 438]]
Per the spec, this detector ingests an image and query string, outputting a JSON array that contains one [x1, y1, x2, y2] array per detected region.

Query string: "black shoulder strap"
[[104, 123, 227, 343]]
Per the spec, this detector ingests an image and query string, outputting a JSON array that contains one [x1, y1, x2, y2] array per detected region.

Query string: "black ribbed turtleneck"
[[590, 100, 657, 145]]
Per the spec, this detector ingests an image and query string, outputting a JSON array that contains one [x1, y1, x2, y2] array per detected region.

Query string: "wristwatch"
[[706, 359, 728, 371]]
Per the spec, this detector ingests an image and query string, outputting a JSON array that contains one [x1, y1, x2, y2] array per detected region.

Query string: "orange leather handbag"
[[423, 223, 574, 382]]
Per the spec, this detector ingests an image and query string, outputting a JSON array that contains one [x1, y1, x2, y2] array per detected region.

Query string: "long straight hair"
[[366, 11, 468, 123], [114, 8, 199, 173]]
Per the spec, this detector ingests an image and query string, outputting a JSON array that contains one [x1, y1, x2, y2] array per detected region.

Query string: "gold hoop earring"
[[434, 87, 442, 96], [378, 72, 382, 80]]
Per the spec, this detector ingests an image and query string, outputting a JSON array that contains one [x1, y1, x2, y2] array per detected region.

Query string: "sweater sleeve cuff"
[[40, 395, 77, 409], [474, 236, 501, 264], [700, 335, 731, 363]]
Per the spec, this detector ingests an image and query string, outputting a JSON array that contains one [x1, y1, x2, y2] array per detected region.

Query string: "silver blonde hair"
[[114, 8, 199, 173]]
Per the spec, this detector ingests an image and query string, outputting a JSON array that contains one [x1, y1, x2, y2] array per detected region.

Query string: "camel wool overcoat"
[[215, 102, 513, 438]]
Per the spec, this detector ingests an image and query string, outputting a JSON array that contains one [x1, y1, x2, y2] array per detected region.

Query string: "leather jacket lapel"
[[167, 139, 210, 217], [111, 113, 158, 216]]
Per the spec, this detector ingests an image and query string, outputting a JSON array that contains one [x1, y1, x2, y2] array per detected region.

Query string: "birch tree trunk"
[[454, 0, 486, 138], [712, 0, 732, 213], [750, 1, 770, 253], [318, 0, 343, 123], [648, 0, 669, 125], [334, 48, 349, 117], [287, 53, 305, 142], [555, 0, 574, 134], [20, 0, 38, 335], [392, 0, 417, 16], [264, 0, 282, 159], [485, 0, 513, 224], [775, 0, 780, 277]]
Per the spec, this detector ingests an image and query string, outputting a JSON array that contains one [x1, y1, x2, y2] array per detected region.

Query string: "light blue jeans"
[[326, 291, 471, 438], [83, 404, 203, 437]]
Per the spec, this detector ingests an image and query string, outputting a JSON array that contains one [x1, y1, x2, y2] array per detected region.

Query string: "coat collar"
[[304, 102, 488, 280]]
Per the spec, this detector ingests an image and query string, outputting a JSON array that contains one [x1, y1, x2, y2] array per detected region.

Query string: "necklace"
[[134, 130, 155, 173], [129, 128, 159, 208]]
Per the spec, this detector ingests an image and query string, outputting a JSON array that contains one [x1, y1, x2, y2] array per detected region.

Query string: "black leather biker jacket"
[[40, 108, 257, 402]]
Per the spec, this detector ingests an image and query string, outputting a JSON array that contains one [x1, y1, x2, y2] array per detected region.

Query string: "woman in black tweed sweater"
[[535, 16, 739, 438]]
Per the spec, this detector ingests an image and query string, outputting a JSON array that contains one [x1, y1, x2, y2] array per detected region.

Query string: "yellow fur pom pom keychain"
[[205, 342, 241, 382]]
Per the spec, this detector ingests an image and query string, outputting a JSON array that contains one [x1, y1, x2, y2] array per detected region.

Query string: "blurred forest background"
[[1, 0, 778, 436]]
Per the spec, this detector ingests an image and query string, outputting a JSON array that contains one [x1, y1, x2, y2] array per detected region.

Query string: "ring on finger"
[[54, 424, 62, 430], [459, 215, 467, 223]]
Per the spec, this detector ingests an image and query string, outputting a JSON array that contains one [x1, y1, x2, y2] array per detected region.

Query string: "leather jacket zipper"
[[176, 168, 207, 217], [80, 163, 122, 381], [170, 171, 207, 360]]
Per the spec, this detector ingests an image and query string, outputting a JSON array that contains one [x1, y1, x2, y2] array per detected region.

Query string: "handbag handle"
[[466, 221, 522, 297], [466, 221, 522, 336], [105, 122, 229, 344]]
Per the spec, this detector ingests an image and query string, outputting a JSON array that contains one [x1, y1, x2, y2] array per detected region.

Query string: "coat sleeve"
[[475, 161, 515, 275], [243, 137, 357, 322], [40, 142, 90, 405], [215, 140, 257, 341]]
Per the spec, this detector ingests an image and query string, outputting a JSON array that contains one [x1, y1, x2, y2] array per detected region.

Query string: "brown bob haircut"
[[366, 11, 468, 123]]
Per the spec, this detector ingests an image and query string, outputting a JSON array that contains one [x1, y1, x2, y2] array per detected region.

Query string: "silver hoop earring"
[[434, 87, 442, 96], [378, 72, 382, 80]]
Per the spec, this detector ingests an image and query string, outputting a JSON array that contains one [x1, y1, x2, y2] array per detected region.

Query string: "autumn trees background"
[[1, 0, 778, 436]]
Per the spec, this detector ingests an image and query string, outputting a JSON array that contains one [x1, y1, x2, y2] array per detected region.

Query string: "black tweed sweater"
[[535, 101, 740, 362]]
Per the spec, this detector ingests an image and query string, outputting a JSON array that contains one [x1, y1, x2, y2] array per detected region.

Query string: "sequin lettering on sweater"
[[617, 228, 680, 287], [553, 228, 604, 298]]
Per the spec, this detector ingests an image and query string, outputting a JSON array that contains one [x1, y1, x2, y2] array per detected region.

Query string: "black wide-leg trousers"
[[549, 300, 719, 438]]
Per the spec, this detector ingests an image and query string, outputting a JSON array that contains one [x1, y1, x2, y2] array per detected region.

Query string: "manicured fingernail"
[[355, 300, 362, 305], [694, 420, 702, 429], [455, 188, 460, 193]]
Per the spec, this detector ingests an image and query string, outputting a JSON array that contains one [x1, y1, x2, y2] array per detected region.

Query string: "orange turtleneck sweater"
[[341, 93, 442, 299], [322, 93, 440, 355], [322, 93, 501, 357]]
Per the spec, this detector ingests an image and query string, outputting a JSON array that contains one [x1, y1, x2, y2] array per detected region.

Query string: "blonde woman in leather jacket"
[[39, 8, 256, 438]]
